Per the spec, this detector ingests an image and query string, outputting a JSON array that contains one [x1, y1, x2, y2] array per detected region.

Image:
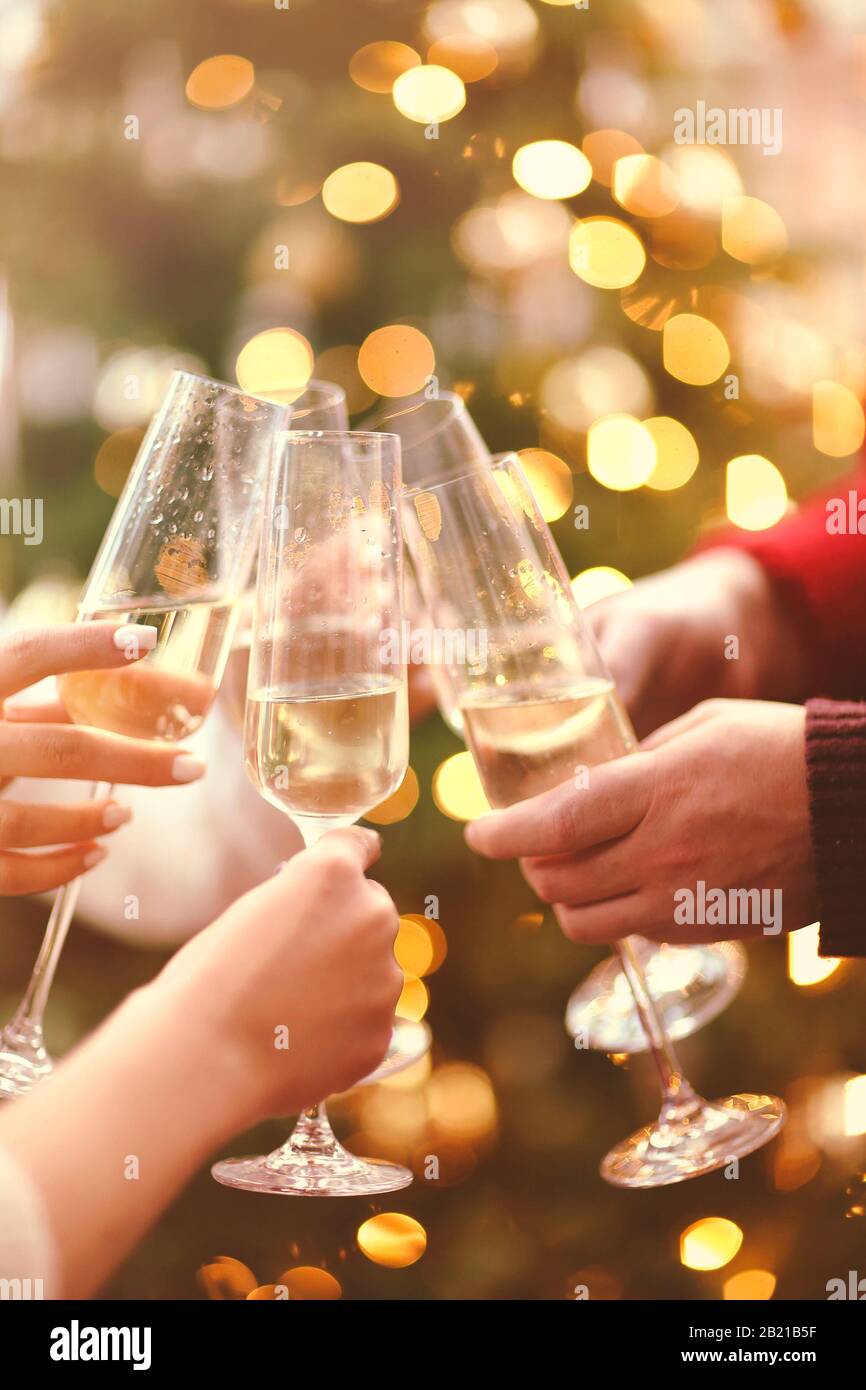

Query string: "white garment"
[[0, 1142, 58, 1299]]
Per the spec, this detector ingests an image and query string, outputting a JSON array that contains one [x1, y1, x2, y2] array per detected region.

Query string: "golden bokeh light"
[[314, 345, 378, 415], [424, 0, 539, 64], [365, 767, 420, 825], [428, 1063, 498, 1141], [428, 34, 497, 83], [185, 55, 255, 111], [843, 1075, 866, 1137], [395, 915, 435, 977], [582, 129, 644, 187], [512, 140, 591, 200], [357, 325, 435, 397], [680, 1217, 743, 1271], [235, 327, 314, 404], [93, 428, 145, 499], [432, 750, 491, 821], [360, 1086, 428, 1145], [393, 64, 466, 124], [649, 207, 719, 272], [788, 923, 842, 988], [723, 1270, 777, 1301], [613, 154, 680, 219], [662, 314, 730, 386], [349, 41, 421, 93], [396, 974, 429, 1022], [322, 162, 400, 225], [722, 196, 788, 265], [726, 454, 788, 531], [813, 380, 866, 458], [276, 1267, 342, 1300], [382, 1051, 433, 1091], [571, 565, 633, 609], [569, 217, 646, 290], [516, 448, 573, 521], [540, 347, 653, 435], [642, 416, 699, 491], [664, 144, 743, 215], [401, 913, 448, 973], [197, 1256, 257, 1300], [452, 190, 572, 274], [357, 1213, 427, 1268], [587, 414, 656, 492]]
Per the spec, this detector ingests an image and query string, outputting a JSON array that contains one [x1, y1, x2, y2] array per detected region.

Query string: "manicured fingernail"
[[113, 624, 158, 655], [103, 803, 132, 830], [83, 846, 108, 869], [171, 754, 206, 783]]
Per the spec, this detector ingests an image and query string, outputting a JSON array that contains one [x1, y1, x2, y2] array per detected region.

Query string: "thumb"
[[303, 825, 383, 873]]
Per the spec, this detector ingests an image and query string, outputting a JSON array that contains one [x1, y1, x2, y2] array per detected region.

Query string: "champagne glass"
[[373, 391, 747, 1056], [404, 454, 785, 1187], [0, 371, 286, 1099], [211, 429, 414, 1196], [221, 379, 351, 728]]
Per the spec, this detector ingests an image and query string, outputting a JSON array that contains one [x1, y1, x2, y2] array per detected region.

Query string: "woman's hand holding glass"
[[0, 622, 205, 896]]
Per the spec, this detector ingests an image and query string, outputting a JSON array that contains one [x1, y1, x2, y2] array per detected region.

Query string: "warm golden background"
[[1, 0, 865, 1299]]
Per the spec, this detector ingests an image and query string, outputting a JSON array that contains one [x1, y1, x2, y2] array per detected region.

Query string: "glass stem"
[[3, 781, 111, 1071], [615, 936, 702, 1119]]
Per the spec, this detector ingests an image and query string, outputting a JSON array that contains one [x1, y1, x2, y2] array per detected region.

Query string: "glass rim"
[[169, 369, 289, 413], [402, 450, 519, 495], [369, 390, 471, 446], [276, 428, 401, 445], [290, 378, 347, 406]]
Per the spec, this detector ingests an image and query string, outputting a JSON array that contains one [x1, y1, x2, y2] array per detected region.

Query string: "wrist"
[[123, 976, 261, 1146]]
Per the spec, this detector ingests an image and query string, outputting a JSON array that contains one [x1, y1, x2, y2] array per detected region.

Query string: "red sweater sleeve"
[[700, 467, 866, 699], [806, 699, 866, 958]]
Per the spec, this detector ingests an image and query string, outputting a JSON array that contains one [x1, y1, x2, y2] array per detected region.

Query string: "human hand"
[[585, 549, 807, 737], [153, 825, 402, 1124], [0, 623, 207, 894], [465, 698, 816, 944]]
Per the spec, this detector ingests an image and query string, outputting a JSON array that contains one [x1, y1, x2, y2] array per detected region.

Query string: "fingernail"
[[113, 624, 158, 655], [103, 803, 132, 830], [83, 846, 108, 869], [171, 754, 206, 783]]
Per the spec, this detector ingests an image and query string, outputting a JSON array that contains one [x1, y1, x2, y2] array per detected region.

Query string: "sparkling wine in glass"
[[404, 453, 785, 1187], [373, 390, 747, 1055], [0, 371, 286, 1098], [211, 429, 414, 1197]]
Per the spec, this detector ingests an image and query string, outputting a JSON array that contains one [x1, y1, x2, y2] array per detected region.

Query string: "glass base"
[[566, 940, 747, 1054], [212, 1104, 413, 1197], [601, 1091, 787, 1189]]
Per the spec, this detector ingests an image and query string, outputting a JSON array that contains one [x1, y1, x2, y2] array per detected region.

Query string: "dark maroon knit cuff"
[[806, 699, 866, 958]]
